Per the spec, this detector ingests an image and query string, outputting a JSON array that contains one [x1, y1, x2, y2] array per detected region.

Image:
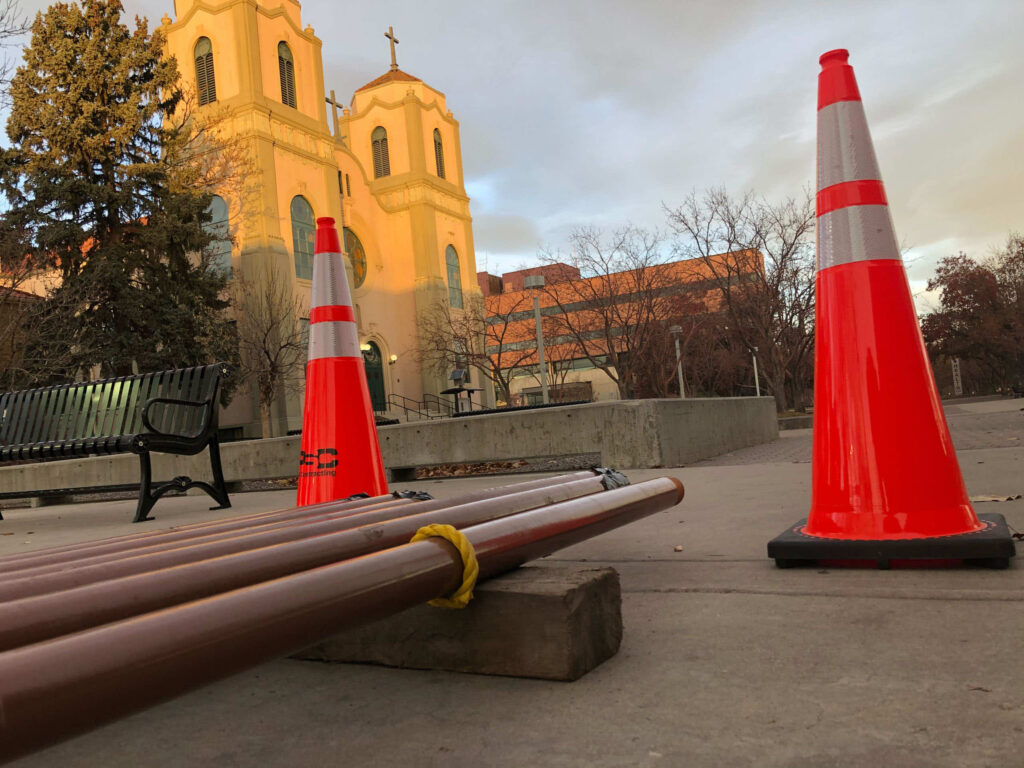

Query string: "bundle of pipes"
[[0, 469, 684, 763]]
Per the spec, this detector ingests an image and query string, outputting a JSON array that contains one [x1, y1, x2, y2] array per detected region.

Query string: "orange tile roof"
[[486, 251, 760, 314], [355, 69, 422, 93]]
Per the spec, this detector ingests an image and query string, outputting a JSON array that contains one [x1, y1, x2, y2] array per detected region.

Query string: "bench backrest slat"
[[185, 368, 206, 435], [167, 369, 186, 435], [114, 377, 137, 437], [103, 379, 126, 437], [6, 390, 29, 445], [148, 370, 173, 434], [30, 387, 59, 444], [77, 383, 98, 441], [0, 365, 225, 447], [2, 390, 27, 445], [183, 368, 201, 435], [61, 383, 87, 443], [0, 392, 9, 443], [9, 390, 37, 446], [111, 378, 135, 438], [41, 385, 67, 443], [103, 378, 132, 438], [92, 380, 115, 438]]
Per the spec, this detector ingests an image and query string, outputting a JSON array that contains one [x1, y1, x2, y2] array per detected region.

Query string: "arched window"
[[433, 129, 445, 179], [278, 42, 296, 108], [343, 227, 367, 289], [194, 37, 216, 105], [205, 195, 231, 274], [445, 245, 463, 309], [371, 126, 390, 178], [290, 196, 314, 279]]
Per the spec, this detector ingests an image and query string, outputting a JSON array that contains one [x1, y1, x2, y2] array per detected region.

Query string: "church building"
[[162, 0, 491, 437]]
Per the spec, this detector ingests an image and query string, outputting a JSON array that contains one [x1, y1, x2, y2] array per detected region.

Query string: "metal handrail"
[[386, 393, 447, 420], [422, 393, 454, 416]]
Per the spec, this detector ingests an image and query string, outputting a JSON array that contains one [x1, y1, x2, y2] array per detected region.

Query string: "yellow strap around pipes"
[[410, 524, 479, 609]]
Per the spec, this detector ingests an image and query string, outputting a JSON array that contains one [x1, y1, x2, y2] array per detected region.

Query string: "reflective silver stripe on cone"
[[309, 320, 361, 361], [817, 101, 883, 191], [311, 252, 353, 309], [816, 205, 901, 270]]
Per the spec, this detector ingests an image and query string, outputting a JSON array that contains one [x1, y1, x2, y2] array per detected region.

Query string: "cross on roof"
[[325, 89, 342, 138], [385, 26, 399, 71]]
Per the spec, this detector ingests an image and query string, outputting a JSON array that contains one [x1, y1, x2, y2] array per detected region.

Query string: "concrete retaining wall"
[[0, 397, 777, 496]]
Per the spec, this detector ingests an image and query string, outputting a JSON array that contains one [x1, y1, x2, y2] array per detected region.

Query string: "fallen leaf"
[[0, 532, 13, 536]]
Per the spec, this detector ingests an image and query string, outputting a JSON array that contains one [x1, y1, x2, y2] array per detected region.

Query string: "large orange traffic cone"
[[297, 217, 388, 505], [767, 50, 1014, 568]]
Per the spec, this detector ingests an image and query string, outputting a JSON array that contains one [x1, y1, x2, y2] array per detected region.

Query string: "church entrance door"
[[362, 341, 386, 412]]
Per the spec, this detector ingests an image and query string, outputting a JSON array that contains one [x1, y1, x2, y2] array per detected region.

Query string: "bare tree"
[[544, 337, 587, 400], [418, 293, 539, 405], [665, 188, 816, 412], [537, 225, 685, 399], [233, 265, 307, 438]]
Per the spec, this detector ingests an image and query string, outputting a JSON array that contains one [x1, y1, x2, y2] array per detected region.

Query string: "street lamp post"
[[669, 325, 685, 399], [751, 346, 761, 398], [524, 275, 549, 404]]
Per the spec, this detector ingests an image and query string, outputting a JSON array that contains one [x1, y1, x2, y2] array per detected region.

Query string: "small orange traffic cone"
[[767, 50, 1014, 568], [297, 217, 388, 505]]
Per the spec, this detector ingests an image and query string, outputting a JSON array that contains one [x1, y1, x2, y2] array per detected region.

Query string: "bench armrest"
[[142, 397, 215, 439]]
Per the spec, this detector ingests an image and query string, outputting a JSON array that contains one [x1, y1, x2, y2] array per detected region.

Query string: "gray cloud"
[[471, 214, 542, 257], [10, 0, 1020, 298]]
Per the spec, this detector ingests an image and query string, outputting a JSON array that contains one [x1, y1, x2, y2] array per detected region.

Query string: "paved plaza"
[[3, 398, 1024, 767]]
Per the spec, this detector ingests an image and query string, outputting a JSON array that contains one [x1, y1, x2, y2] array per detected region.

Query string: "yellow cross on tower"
[[385, 26, 399, 71]]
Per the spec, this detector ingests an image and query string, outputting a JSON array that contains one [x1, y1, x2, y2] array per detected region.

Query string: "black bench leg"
[[134, 452, 158, 523], [206, 436, 231, 512]]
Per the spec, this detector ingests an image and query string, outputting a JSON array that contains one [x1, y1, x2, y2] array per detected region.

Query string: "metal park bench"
[[0, 364, 232, 523]]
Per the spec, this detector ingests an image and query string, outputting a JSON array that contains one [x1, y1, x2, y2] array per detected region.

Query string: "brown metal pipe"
[[0, 472, 609, 587], [0, 473, 616, 603], [0, 498, 419, 585], [0, 477, 681, 763], [0, 493, 395, 571], [0, 471, 603, 572], [0, 475, 613, 650]]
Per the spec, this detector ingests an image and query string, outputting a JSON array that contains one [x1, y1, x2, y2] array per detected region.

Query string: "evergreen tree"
[[0, 0, 237, 383]]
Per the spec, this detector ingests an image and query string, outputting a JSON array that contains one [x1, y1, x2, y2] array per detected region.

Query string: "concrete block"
[[293, 565, 622, 681]]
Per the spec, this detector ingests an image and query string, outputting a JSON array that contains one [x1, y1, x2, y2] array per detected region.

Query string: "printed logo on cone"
[[297, 217, 388, 505]]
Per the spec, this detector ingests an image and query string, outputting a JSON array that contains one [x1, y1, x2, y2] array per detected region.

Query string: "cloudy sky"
[[13, 0, 1024, 309]]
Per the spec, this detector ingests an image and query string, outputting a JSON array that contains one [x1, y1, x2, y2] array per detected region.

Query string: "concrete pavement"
[[4, 398, 1024, 767]]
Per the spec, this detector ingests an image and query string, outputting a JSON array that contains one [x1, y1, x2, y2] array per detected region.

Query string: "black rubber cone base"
[[767, 513, 1016, 569]]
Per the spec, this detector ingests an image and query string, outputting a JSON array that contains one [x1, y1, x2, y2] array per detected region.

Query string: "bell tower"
[[340, 31, 480, 400], [163, 0, 341, 279], [162, 6, 492, 434]]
